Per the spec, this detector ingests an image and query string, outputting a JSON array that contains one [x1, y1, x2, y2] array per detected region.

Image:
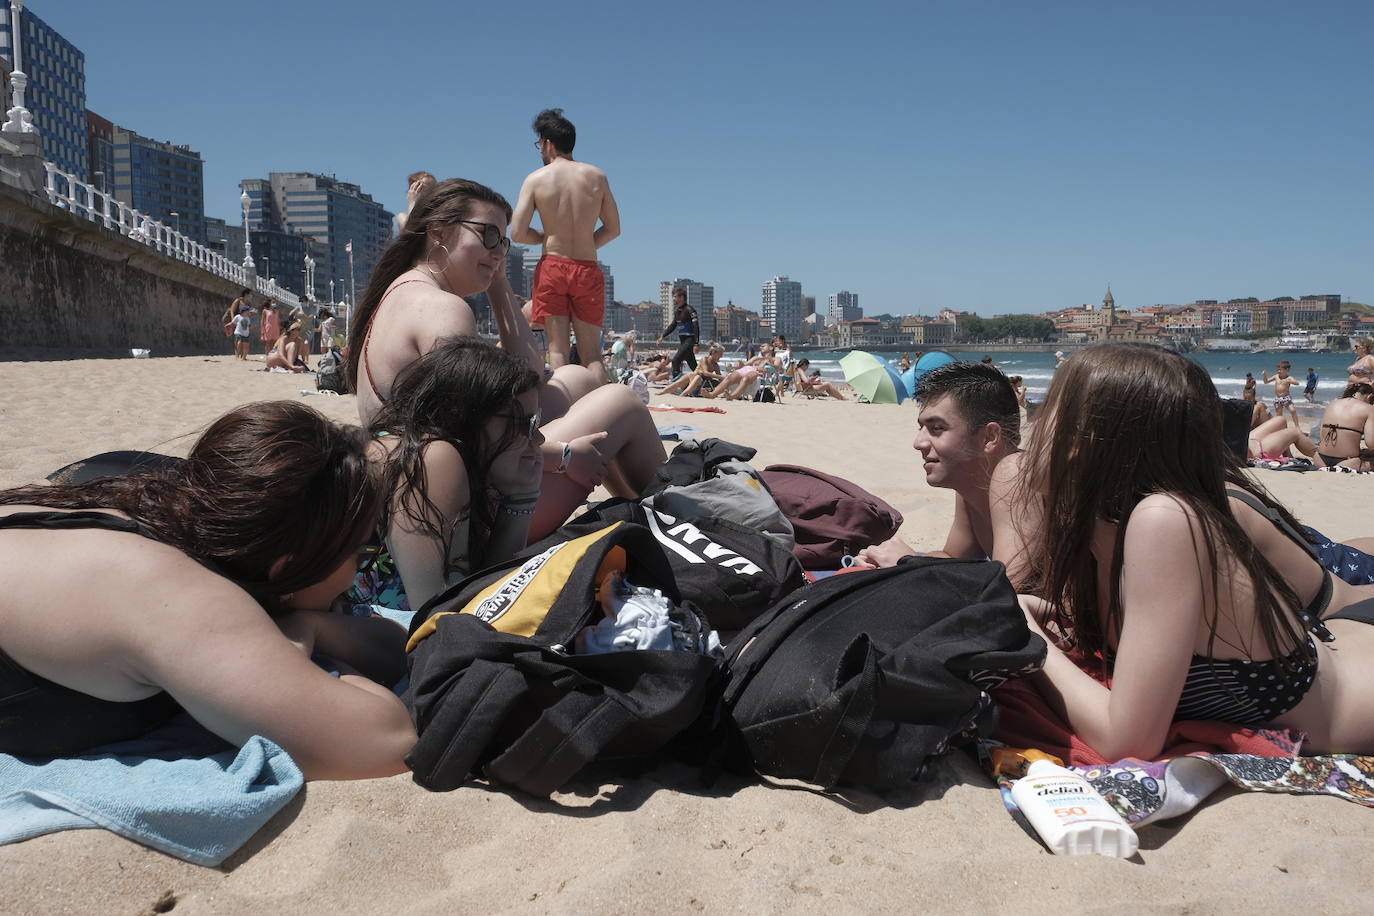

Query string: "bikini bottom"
[[1329, 596, 1374, 627], [1318, 452, 1352, 468]]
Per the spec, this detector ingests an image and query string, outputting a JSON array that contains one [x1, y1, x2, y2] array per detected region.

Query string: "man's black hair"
[[914, 361, 1021, 446], [533, 108, 576, 154]]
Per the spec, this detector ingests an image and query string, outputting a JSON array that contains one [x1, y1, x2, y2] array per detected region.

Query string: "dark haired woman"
[[346, 177, 597, 434], [1011, 343, 1374, 760], [656, 288, 699, 381], [367, 337, 664, 611], [0, 402, 415, 777]]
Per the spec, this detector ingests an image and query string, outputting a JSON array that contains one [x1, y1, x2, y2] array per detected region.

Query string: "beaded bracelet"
[[498, 502, 539, 517]]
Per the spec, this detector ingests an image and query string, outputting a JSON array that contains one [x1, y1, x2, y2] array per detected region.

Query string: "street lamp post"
[[304, 253, 315, 300], [263, 255, 271, 282], [329, 279, 334, 303], [240, 189, 253, 269], [2, 0, 36, 134]]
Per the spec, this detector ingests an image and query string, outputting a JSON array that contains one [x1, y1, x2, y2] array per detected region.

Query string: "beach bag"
[[641, 438, 760, 499], [752, 387, 776, 403], [759, 465, 904, 569], [223, 321, 234, 337], [718, 558, 1046, 791], [316, 348, 346, 394], [553, 498, 805, 632], [623, 369, 650, 404], [403, 521, 721, 795]]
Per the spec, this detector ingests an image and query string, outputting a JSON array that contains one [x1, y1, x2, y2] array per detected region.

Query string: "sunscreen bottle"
[[1008, 750, 1139, 858]]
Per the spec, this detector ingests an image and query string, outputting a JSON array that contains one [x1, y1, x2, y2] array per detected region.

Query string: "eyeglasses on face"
[[457, 220, 511, 254], [496, 409, 541, 442]]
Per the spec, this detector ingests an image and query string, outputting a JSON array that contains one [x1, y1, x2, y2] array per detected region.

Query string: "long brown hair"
[[1017, 343, 1312, 672], [0, 402, 381, 615], [345, 178, 513, 391], [368, 337, 540, 572]]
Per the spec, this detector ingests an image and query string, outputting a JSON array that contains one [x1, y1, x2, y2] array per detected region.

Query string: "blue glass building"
[[0, 1, 87, 179], [112, 126, 206, 242]]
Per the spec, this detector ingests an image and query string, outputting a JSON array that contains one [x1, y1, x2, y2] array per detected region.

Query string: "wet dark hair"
[[1343, 381, 1374, 400], [914, 361, 1021, 446], [533, 108, 576, 154], [345, 179, 512, 391], [0, 402, 380, 616], [238, 288, 251, 297], [368, 337, 541, 572], [1018, 343, 1312, 675]]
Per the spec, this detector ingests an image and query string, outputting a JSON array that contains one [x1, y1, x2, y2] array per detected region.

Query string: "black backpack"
[[403, 521, 722, 795], [542, 498, 806, 633], [718, 558, 1045, 791]]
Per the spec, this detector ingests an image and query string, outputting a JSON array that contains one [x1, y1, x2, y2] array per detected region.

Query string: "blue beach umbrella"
[[840, 350, 908, 404], [901, 350, 958, 397]]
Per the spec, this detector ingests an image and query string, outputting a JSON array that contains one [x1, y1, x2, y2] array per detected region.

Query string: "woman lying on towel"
[[366, 337, 664, 611], [1011, 343, 1374, 760], [0, 402, 416, 777]]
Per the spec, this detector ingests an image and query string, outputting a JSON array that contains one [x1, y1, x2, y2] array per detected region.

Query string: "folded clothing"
[[0, 713, 302, 866]]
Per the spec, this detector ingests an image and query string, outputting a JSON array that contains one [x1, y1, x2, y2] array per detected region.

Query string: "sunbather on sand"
[[0, 402, 415, 778], [345, 177, 600, 435], [854, 362, 1019, 566], [1009, 343, 1374, 760], [1315, 382, 1374, 470], [366, 337, 665, 611], [703, 345, 777, 400], [263, 322, 309, 372], [791, 359, 847, 399], [661, 343, 724, 397], [1247, 414, 1318, 462]]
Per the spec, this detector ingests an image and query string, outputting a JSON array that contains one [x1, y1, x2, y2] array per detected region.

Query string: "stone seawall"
[[0, 181, 241, 357]]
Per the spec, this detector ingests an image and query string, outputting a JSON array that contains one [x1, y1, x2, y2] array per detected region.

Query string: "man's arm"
[[940, 494, 984, 559], [510, 175, 544, 246], [592, 176, 621, 249]]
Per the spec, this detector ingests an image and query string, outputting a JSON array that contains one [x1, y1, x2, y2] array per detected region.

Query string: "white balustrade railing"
[[42, 162, 301, 309]]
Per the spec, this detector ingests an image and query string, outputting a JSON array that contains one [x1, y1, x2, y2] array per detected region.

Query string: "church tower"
[[1103, 285, 1116, 325]]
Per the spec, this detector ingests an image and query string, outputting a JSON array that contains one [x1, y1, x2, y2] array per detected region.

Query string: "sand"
[[1, 353, 1371, 916]]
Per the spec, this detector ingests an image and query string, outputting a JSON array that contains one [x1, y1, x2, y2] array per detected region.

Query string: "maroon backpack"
[[758, 464, 904, 570]]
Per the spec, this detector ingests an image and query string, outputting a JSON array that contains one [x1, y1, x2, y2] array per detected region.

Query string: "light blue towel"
[[656, 424, 703, 441], [0, 714, 302, 866]]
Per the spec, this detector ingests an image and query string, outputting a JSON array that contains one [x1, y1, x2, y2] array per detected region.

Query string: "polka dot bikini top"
[[1172, 490, 1334, 726]]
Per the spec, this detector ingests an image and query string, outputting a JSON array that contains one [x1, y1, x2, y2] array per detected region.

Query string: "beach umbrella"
[[901, 350, 958, 396], [840, 350, 908, 404]]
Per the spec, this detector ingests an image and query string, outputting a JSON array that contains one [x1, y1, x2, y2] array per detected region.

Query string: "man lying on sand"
[[854, 362, 1020, 565]]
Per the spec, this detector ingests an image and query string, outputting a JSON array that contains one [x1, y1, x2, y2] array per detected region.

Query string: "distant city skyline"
[[12, 1, 1373, 314]]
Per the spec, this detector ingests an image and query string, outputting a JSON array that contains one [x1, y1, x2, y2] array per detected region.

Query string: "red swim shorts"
[[531, 255, 605, 325]]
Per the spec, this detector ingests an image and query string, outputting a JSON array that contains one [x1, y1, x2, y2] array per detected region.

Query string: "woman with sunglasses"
[[0, 402, 415, 778], [1347, 337, 1374, 386], [364, 337, 664, 611]]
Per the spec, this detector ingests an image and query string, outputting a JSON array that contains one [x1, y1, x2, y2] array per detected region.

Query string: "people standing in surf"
[[1262, 360, 1301, 425], [1242, 372, 1257, 403], [1305, 368, 1319, 403], [513, 109, 621, 384]]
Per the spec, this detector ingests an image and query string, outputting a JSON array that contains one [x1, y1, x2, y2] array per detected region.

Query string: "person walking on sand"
[[512, 108, 621, 384], [223, 289, 252, 353], [1263, 360, 1301, 424], [231, 304, 253, 361]]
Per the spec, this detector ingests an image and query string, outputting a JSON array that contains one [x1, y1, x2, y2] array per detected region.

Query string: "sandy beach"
[[1, 353, 1372, 916]]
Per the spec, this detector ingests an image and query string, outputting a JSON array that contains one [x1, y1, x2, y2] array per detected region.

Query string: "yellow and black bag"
[[403, 521, 721, 795]]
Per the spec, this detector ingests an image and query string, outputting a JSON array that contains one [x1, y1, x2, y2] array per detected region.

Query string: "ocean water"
[[742, 348, 1360, 416]]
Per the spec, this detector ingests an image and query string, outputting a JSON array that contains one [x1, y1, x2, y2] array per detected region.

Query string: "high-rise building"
[[658, 279, 715, 326], [241, 172, 393, 302], [828, 290, 861, 323], [249, 228, 309, 294], [0, 1, 86, 178], [112, 126, 206, 241], [85, 109, 112, 193], [762, 276, 803, 339], [599, 262, 614, 313], [506, 245, 530, 299], [205, 217, 245, 267]]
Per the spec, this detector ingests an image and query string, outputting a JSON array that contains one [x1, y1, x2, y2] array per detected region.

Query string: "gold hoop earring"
[[425, 243, 452, 281]]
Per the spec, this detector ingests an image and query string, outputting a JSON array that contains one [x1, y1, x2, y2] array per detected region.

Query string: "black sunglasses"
[[496, 409, 541, 442], [458, 220, 511, 254]]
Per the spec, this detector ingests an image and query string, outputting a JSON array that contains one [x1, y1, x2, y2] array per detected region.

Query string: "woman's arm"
[[487, 271, 544, 376], [128, 577, 415, 780], [276, 609, 408, 686], [1028, 496, 1205, 760], [386, 441, 473, 612]]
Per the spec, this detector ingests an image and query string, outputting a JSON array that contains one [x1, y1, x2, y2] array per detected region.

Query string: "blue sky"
[[45, 0, 1373, 315]]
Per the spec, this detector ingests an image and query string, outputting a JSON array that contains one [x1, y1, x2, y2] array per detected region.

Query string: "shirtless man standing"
[[512, 108, 621, 384], [853, 362, 1021, 566]]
